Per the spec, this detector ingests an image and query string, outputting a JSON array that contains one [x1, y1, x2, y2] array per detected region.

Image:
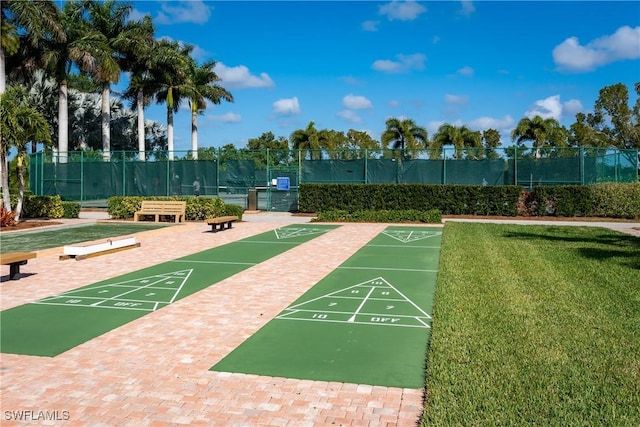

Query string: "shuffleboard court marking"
[[382, 230, 442, 243], [275, 277, 431, 328], [273, 227, 331, 240], [32, 269, 193, 312], [338, 266, 439, 273]]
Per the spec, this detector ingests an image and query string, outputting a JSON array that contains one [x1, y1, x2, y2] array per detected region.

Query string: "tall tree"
[[585, 82, 640, 149], [432, 124, 482, 159], [0, 86, 51, 218], [154, 40, 192, 161], [39, 0, 110, 162], [81, 0, 137, 160], [185, 59, 233, 160], [380, 117, 428, 158], [511, 115, 567, 158], [291, 121, 321, 160]]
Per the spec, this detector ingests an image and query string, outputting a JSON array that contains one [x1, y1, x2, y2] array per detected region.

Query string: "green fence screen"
[[28, 147, 638, 212]]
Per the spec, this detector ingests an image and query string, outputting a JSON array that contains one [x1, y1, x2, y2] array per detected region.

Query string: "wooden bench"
[[206, 216, 238, 232], [134, 201, 186, 223], [1, 251, 36, 280]]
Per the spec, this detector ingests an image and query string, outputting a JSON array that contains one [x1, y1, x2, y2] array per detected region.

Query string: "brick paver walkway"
[[1, 219, 430, 426]]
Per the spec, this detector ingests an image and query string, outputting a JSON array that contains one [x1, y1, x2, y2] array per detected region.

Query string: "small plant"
[[0, 208, 17, 227]]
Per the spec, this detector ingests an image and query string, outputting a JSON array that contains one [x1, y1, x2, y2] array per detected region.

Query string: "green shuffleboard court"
[[0, 222, 169, 254], [0, 224, 338, 357], [211, 226, 442, 388]]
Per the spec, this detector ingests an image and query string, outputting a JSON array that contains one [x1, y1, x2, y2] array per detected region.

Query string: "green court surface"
[[0, 222, 168, 254], [211, 226, 442, 388], [0, 225, 338, 357]]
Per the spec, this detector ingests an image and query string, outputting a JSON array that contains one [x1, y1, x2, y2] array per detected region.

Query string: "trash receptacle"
[[247, 188, 257, 210]]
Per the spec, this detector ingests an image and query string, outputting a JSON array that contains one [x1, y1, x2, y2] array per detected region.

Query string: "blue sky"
[[123, 1, 640, 152]]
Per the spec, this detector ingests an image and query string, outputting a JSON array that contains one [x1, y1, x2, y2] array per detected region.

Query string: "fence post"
[[364, 149, 368, 184], [442, 148, 447, 184], [514, 146, 518, 186], [80, 151, 84, 203], [580, 146, 584, 185]]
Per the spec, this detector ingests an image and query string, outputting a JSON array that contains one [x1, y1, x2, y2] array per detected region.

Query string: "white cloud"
[[457, 66, 474, 76], [208, 112, 241, 123], [525, 95, 585, 121], [553, 25, 640, 72], [459, 1, 475, 17], [128, 9, 148, 22], [444, 94, 468, 105], [388, 100, 400, 108], [562, 99, 583, 117], [361, 20, 380, 32], [273, 97, 300, 116], [155, 0, 212, 25], [379, 0, 427, 21], [337, 110, 363, 124], [372, 53, 426, 73], [340, 76, 366, 85], [215, 63, 274, 89], [343, 94, 373, 109], [468, 115, 515, 131]]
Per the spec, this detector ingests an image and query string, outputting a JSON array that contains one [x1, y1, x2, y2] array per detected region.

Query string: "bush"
[[62, 201, 81, 218], [106, 196, 242, 221], [591, 182, 640, 219], [21, 195, 65, 219], [314, 209, 442, 223], [530, 185, 595, 217]]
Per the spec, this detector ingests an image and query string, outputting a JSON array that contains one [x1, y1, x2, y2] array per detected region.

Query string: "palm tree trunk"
[[14, 155, 25, 222], [191, 107, 198, 160], [58, 80, 69, 163], [0, 47, 6, 94], [0, 147, 10, 212], [101, 82, 111, 161], [137, 89, 145, 161], [167, 108, 174, 161]]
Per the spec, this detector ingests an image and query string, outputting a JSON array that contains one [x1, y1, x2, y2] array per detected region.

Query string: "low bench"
[[134, 201, 186, 223], [1, 251, 37, 280], [206, 216, 238, 232]]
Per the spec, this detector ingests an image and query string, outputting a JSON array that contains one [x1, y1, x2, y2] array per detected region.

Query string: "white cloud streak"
[[273, 97, 301, 116], [155, 0, 212, 25], [343, 94, 373, 109], [553, 25, 640, 72], [215, 63, 274, 89], [379, 0, 427, 21], [372, 53, 426, 73]]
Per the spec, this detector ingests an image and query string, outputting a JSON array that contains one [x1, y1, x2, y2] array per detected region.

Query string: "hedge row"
[[314, 209, 442, 223], [106, 196, 243, 221], [299, 184, 521, 216], [299, 183, 640, 219]]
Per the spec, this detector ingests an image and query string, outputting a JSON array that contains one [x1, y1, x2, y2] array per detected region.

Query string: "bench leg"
[[8, 261, 27, 280]]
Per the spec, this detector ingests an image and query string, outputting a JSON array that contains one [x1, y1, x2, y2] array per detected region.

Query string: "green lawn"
[[0, 223, 168, 253], [422, 223, 640, 426]]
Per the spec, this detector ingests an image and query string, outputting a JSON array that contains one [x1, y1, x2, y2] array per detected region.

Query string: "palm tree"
[[154, 40, 193, 161], [81, 0, 136, 161], [0, 0, 63, 93], [511, 115, 567, 158], [185, 59, 233, 160], [0, 86, 51, 218], [380, 117, 428, 158], [432, 123, 482, 159], [121, 16, 160, 160], [39, 1, 110, 162], [291, 121, 321, 160]]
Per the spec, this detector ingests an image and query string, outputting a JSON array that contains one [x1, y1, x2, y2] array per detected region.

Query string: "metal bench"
[[1, 251, 37, 280], [134, 201, 186, 223], [206, 216, 238, 232]]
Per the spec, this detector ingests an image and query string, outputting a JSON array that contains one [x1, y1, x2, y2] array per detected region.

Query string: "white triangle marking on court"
[[382, 230, 442, 243], [281, 276, 431, 319], [274, 227, 328, 240]]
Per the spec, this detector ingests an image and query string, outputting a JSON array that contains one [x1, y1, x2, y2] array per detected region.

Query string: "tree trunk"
[[137, 89, 145, 161], [0, 147, 10, 212], [102, 82, 111, 161], [14, 155, 24, 222], [0, 47, 6, 94], [191, 107, 198, 160], [58, 80, 69, 163], [167, 108, 174, 161]]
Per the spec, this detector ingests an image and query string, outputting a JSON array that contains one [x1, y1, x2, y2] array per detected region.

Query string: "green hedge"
[[299, 183, 640, 219], [299, 184, 521, 216], [21, 195, 65, 219], [314, 209, 442, 223], [106, 196, 243, 221], [62, 201, 81, 218]]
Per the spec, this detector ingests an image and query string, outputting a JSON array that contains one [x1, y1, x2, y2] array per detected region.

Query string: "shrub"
[[314, 209, 442, 223], [106, 196, 242, 221], [21, 195, 65, 219], [0, 208, 16, 227], [591, 182, 640, 219], [62, 202, 81, 218]]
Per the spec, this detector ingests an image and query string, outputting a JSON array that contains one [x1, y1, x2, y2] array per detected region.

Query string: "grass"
[[422, 223, 640, 426], [0, 223, 168, 253]]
